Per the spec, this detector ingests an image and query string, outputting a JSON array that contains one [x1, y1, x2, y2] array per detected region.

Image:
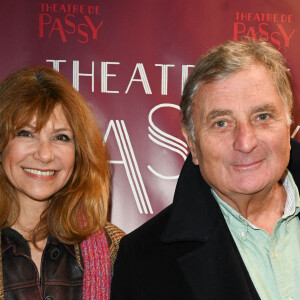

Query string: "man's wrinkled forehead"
[[191, 64, 285, 121]]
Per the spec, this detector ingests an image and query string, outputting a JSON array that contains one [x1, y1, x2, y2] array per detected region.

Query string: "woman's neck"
[[13, 196, 49, 240]]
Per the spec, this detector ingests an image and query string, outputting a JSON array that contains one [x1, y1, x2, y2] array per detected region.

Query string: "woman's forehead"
[[14, 104, 71, 130]]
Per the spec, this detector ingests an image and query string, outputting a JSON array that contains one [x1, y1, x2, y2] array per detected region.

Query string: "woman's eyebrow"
[[53, 127, 73, 133]]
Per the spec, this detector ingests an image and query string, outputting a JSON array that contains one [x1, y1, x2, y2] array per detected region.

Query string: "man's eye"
[[258, 113, 269, 121], [17, 130, 32, 137], [55, 134, 71, 142], [215, 120, 227, 127]]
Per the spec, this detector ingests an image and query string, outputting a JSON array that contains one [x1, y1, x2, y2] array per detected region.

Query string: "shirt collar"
[[282, 170, 300, 218], [212, 170, 300, 230]]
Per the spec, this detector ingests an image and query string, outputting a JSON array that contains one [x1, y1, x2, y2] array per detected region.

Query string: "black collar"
[[161, 153, 220, 243], [1, 227, 77, 258]]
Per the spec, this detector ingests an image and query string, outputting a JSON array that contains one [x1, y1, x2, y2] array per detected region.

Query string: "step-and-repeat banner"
[[1, 0, 299, 233]]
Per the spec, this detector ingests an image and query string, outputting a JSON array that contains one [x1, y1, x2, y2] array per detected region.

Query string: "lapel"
[[289, 139, 300, 224], [160, 154, 260, 299], [288, 138, 300, 184], [160, 138, 300, 299]]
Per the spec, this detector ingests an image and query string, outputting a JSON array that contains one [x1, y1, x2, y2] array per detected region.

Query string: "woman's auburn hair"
[[0, 66, 110, 244]]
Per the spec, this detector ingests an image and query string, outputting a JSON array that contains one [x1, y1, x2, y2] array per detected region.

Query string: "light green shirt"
[[213, 171, 300, 300]]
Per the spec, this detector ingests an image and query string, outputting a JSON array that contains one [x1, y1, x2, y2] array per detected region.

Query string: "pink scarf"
[[80, 230, 111, 299]]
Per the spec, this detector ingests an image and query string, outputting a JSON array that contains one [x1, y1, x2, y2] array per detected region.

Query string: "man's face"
[[183, 64, 291, 201]]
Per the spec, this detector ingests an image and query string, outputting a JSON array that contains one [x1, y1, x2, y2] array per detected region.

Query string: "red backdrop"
[[1, 0, 299, 232]]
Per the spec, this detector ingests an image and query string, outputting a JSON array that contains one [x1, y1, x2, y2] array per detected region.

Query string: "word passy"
[[39, 3, 102, 43]]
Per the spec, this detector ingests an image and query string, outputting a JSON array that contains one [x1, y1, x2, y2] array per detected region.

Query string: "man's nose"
[[33, 140, 54, 163], [233, 122, 258, 153]]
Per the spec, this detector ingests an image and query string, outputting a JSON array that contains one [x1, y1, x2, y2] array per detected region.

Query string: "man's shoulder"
[[121, 204, 173, 248]]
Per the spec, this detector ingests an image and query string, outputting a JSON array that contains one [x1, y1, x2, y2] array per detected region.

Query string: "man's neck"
[[214, 182, 287, 235]]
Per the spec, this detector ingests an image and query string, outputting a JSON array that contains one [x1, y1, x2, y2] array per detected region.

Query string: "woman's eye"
[[55, 134, 71, 142], [215, 120, 227, 128], [16, 130, 32, 137], [258, 113, 269, 121]]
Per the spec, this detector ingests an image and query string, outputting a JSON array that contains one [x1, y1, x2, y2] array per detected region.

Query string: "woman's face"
[[1, 105, 75, 203]]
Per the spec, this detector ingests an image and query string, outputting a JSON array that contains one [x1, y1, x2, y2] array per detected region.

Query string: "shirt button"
[[274, 252, 279, 258]]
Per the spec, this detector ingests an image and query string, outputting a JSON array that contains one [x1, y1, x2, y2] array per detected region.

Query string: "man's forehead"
[[193, 70, 285, 126], [198, 69, 273, 96], [193, 65, 281, 108]]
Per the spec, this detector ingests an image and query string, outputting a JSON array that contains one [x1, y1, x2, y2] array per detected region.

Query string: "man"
[[111, 39, 300, 299]]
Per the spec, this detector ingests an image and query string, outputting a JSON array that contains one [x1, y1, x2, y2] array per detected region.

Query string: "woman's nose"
[[33, 140, 54, 163]]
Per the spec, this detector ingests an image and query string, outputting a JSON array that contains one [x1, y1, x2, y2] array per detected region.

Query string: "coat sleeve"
[[110, 236, 143, 300]]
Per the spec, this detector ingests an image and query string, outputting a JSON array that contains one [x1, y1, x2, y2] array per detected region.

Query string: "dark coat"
[[111, 139, 300, 300]]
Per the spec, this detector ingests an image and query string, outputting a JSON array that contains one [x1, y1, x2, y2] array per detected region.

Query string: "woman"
[[0, 66, 124, 299]]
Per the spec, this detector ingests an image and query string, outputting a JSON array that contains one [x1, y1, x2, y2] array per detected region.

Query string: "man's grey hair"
[[180, 38, 293, 140]]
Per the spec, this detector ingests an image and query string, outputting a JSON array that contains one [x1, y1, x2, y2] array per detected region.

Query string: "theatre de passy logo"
[[39, 2, 103, 43], [234, 12, 295, 49]]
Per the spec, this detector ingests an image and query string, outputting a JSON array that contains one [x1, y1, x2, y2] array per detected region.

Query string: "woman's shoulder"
[[104, 222, 125, 246], [104, 222, 125, 267]]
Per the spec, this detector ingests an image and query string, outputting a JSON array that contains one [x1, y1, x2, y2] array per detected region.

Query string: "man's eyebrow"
[[250, 104, 277, 114], [206, 109, 233, 121]]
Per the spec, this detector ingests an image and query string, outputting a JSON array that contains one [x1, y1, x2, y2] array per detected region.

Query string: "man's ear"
[[181, 127, 199, 165]]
